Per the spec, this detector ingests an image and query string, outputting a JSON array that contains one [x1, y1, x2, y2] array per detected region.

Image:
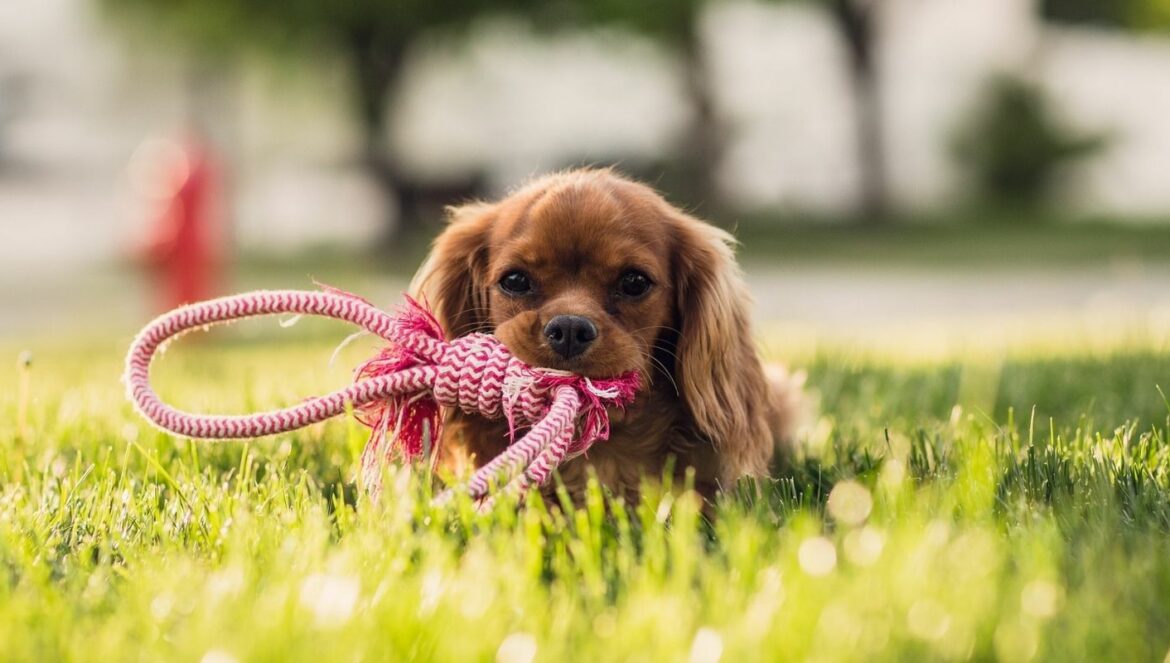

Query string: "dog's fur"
[[411, 168, 802, 502]]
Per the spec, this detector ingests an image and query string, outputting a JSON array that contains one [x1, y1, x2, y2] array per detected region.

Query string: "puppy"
[[411, 168, 802, 503]]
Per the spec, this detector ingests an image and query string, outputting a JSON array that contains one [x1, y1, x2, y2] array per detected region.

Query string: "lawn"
[[2, 328, 1169, 662]]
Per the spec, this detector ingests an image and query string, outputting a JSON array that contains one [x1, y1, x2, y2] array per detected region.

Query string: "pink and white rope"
[[123, 288, 639, 501]]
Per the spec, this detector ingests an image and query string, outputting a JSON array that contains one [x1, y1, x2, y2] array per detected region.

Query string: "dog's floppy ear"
[[672, 213, 774, 480], [410, 202, 495, 339]]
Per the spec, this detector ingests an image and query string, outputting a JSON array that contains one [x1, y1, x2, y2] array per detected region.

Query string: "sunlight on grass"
[[1, 326, 1169, 661]]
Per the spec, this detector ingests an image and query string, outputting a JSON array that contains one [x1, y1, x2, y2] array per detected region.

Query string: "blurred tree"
[[100, 0, 539, 239], [550, 0, 721, 213], [951, 74, 1106, 210], [563, 0, 888, 222], [824, 0, 886, 222], [1041, 0, 1170, 29], [804, 0, 886, 222]]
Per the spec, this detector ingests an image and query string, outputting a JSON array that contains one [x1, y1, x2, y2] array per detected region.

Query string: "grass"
[[2, 329, 1170, 662]]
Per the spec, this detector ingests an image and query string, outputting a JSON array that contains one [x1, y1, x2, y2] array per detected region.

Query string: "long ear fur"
[[409, 202, 495, 339], [673, 214, 774, 480]]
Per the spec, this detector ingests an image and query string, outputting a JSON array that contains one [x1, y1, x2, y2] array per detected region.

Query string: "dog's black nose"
[[544, 315, 598, 359]]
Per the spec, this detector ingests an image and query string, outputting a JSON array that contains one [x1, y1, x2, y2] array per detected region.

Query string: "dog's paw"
[[763, 362, 815, 461]]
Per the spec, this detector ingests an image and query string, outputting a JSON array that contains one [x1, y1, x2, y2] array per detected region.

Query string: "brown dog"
[[411, 168, 803, 503]]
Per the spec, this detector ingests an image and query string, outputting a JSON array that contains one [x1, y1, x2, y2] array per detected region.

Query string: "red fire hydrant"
[[138, 137, 224, 311]]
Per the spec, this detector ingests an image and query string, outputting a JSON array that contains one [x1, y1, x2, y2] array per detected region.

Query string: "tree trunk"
[[679, 34, 726, 220], [830, 0, 889, 223], [347, 29, 422, 243]]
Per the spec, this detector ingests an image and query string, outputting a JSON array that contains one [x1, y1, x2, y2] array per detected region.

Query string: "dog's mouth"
[[525, 348, 607, 378], [500, 339, 637, 380]]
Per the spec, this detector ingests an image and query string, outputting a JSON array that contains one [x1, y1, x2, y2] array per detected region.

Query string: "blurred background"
[[2, 0, 1169, 353]]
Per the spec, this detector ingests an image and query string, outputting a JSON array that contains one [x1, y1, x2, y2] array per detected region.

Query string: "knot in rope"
[[434, 333, 538, 422]]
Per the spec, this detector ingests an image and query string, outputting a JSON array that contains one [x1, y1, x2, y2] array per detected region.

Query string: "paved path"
[[4, 260, 1169, 352], [742, 259, 1170, 345], [748, 263, 1163, 324]]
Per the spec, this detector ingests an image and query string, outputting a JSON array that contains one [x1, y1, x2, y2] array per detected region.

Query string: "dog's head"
[[412, 169, 773, 475]]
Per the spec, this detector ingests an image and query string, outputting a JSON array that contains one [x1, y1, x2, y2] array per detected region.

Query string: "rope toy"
[[123, 287, 641, 502]]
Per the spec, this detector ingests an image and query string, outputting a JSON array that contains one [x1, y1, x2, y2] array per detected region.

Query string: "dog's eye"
[[498, 270, 534, 296], [617, 270, 652, 298]]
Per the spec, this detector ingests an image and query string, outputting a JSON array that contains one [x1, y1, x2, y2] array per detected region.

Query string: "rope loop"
[[123, 287, 640, 500]]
